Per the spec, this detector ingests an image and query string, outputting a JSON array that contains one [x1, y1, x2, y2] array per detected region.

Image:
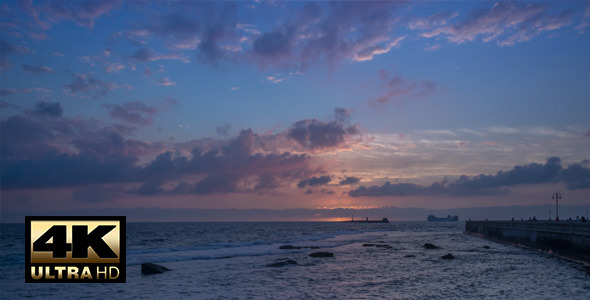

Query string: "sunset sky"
[[2, 1, 589, 221]]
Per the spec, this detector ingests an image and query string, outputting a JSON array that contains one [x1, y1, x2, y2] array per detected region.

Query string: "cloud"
[[22, 64, 54, 74], [266, 76, 285, 84], [349, 157, 590, 197], [419, 2, 575, 47], [1, 106, 314, 196], [370, 70, 437, 106], [250, 2, 404, 68], [408, 11, 459, 30], [339, 176, 361, 185], [352, 37, 404, 62], [63, 74, 118, 99], [216, 123, 231, 137], [1, 40, 32, 70], [127, 129, 311, 196], [127, 48, 189, 63], [41, 0, 122, 29], [156, 77, 176, 86], [32, 101, 62, 117], [287, 119, 361, 151], [102, 102, 158, 126], [297, 175, 331, 188], [1, 101, 23, 110], [334, 108, 352, 123], [0, 88, 21, 97]]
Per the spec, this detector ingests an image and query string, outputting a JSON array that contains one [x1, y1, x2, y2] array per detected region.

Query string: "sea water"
[[1, 221, 589, 299]]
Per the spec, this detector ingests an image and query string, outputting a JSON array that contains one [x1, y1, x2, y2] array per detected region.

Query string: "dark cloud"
[[216, 123, 231, 137], [339, 176, 361, 185], [42, 0, 122, 29], [1, 106, 312, 196], [334, 108, 352, 123], [22, 64, 54, 74], [250, 2, 403, 68], [1, 40, 32, 70], [149, 12, 201, 40], [349, 157, 589, 197], [1, 103, 150, 161], [298, 175, 331, 188], [0, 115, 57, 158], [252, 27, 296, 66], [2, 151, 140, 189], [0, 40, 32, 55], [559, 162, 590, 190], [32, 101, 62, 117], [195, 3, 238, 64], [128, 48, 157, 62], [63, 74, 117, 99], [102, 102, 157, 126], [287, 119, 361, 150], [0, 101, 23, 110]]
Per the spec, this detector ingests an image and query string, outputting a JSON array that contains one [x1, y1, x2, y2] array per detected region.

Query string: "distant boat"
[[343, 216, 390, 223], [427, 214, 458, 222]]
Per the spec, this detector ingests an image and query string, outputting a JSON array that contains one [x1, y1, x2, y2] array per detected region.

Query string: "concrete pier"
[[465, 220, 590, 263]]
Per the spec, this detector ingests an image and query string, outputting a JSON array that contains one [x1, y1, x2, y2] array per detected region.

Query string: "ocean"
[[1, 221, 589, 299]]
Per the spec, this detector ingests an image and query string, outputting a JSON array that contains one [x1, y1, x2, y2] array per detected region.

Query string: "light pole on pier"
[[552, 192, 561, 221]]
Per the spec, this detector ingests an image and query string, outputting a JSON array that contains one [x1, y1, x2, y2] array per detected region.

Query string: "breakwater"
[[465, 220, 590, 263]]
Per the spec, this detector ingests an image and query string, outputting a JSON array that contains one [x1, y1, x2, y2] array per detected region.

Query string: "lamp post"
[[552, 192, 561, 221]]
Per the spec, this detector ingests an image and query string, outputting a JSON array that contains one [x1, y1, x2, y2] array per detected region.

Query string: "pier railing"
[[465, 220, 590, 237]]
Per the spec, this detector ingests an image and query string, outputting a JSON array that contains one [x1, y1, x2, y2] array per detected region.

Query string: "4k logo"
[[26, 216, 126, 283]]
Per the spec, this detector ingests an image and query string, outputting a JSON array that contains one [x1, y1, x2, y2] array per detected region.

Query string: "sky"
[[1, 0, 590, 222]]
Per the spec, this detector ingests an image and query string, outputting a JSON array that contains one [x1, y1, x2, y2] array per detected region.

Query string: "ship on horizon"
[[343, 215, 390, 223], [427, 214, 459, 222]]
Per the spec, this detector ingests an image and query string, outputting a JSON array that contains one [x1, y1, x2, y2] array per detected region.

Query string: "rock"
[[279, 245, 302, 250], [363, 243, 376, 247], [265, 259, 298, 267], [423, 243, 439, 249], [141, 263, 172, 275], [304, 246, 320, 249], [309, 251, 334, 258], [404, 254, 416, 258], [483, 245, 490, 249], [441, 253, 455, 259]]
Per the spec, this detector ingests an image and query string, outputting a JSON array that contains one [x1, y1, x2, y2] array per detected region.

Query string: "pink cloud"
[[418, 2, 574, 47], [370, 70, 438, 107]]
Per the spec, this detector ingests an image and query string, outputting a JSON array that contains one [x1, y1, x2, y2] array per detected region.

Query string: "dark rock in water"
[[404, 254, 416, 258], [483, 245, 490, 249], [265, 259, 298, 267], [279, 245, 302, 250], [141, 263, 172, 275], [309, 251, 334, 258], [363, 243, 376, 247], [441, 253, 455, 259], [304, 246, 320, 249], [423, 243, 439, 249]]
